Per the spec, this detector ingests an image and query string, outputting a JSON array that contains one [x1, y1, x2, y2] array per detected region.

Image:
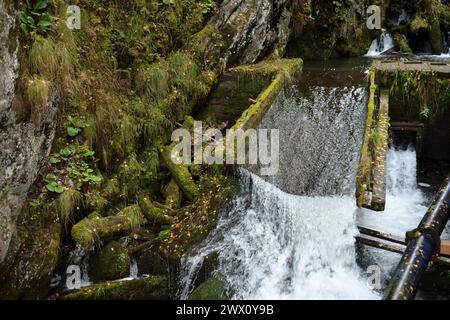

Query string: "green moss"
[[58, 189, 84, 228], [89, 241, 131, 281], [164, 179, 182, 209], [393, 33, 413, 54], [189, 277, 227, 300], [410, 15, 429, 35], [28, 35, 58, 79], [62, 276, 168, 300], [429, 20, 443, 54]]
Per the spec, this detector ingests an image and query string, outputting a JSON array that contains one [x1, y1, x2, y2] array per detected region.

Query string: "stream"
[[179, 59, 449, 300]]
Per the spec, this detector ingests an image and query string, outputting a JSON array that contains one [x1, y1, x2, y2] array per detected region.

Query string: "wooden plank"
[[358, 226, 406, 246], [371, 89, 390, 211]]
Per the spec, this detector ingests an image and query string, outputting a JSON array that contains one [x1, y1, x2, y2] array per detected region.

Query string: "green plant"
[[43, 173, 65, 194], [18, 0, 54, 34], [44, 144, 101, 194], [67, 116, 91, 137], [201, 0, 216, 14]]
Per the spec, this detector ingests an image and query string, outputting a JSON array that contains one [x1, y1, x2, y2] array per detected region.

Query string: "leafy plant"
[[44, 144, 101, 194], [43, 173, 65, 194], [18, 0, 54, 34], [67, 116, 91, 137], [201, 0, 216, 14]]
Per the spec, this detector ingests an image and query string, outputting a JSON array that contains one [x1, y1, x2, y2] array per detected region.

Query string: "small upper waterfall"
[[365, 29, 395, 57]]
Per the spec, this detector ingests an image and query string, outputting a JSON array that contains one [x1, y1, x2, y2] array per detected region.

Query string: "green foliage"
[[201, 0, 216, 14], [43, 173, 64, 194], [43, 144, 101, 194], [18, 0, 54, 34], [67, 116, 91, 137]]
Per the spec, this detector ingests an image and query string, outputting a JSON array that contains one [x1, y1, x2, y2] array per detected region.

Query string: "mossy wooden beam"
[[71, 205, 146, 250], [371, 90, 390, 212], [356, 68, 377, 209], [230, 59, 302, 131], [210, 58, 302, 161], [62, 276, 168, 300]]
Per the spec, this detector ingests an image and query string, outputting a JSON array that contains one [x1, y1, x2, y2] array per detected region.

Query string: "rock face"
[[0, 1, 58, 265], [287, 0, 375, 59], [210, 0, 292, 66]]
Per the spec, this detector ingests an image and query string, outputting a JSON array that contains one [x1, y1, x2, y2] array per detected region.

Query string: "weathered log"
[[356, 69, 377, 208], [385, 173, 450, 300], [370, 89, 390, 211], [356, 234, 450, 267], [62, 276, 168, 300], [164, 179, 182, 209], [71, 204, 146, 250], [160, 117, 199, 202]]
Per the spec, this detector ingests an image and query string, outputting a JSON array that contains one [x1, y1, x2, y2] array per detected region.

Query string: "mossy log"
[[138, 195, 173, 225], [356, 69, 377, 208], [164, 179, 182, 209], [160, 146, 199, 203], [62, 276, 168, 300], [230, 59, 302, 131], [371, 90, 390, 212], [71, 205, 146, 250]]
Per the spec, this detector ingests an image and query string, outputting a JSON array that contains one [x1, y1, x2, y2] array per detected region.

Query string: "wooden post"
[[371, 89, 390, 211]]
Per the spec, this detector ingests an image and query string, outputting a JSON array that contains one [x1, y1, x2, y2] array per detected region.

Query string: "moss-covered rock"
[[429, 20, 443, 54], [394, 33, 413, 54], [63, 276, 168, 300], [189, 277, 227, 300], [89, 241, 131, 281]]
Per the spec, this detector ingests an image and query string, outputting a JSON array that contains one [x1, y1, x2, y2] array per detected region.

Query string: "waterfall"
[[357, 147, 428, 282], [246, 86, 367, 196], [365, 29, 395, 57], [180, 169, 379, 300], [179, 84, 380, 300]]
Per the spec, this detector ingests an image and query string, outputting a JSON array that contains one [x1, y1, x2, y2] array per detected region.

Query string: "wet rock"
[[62, 276, 169, 300], [89, 241, 131, 281], [189, 277, 227, 300], [0, 1, 59, 265], [0, 204, 61, 299], [135, 249, 168, 276]]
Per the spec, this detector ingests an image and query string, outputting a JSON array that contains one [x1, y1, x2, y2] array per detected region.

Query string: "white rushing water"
[[357, 147, 429, 283], [180, 169, 379, 300], [180, 147, 431, 300], [365, 29, 395, 57], [179, 70, 442, 300]]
